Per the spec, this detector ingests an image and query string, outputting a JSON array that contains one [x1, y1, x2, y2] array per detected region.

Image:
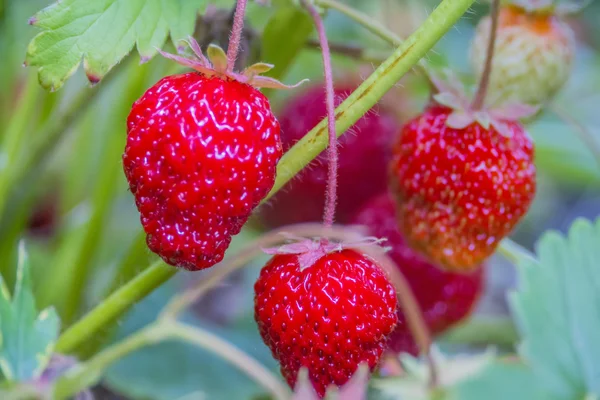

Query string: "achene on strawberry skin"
[[254, 248, 398, 397], [259, 83, 400, 228], [389, 104, 536, 272], [123, 38, 303, 271], [351, 192, 485, 355], [124, 72, 282, 270]]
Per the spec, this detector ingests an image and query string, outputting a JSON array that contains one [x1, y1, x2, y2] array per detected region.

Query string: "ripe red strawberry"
[[389, 102, 536, 272], [123, 40, 298, 271], [258, 83, 399, 227], [470, 3, 575, 105], [254, 247, 398, 397], [351, 193, 484, 355]]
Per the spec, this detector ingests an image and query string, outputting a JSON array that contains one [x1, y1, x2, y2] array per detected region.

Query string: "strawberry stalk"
[[226, 0, 249, 73], [300, 0, 339, 227], [56, 0, 479, 357], [471, 0, 500, 110], [54, 320, 290, 400]]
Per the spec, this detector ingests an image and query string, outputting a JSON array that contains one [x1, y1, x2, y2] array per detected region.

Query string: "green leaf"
[[455, 361, 544, 400], [0, 243, 60, 382], [373, 349, 495, 400], [260, 5, 313, 82], [510, 218, 600, 399], [25, 0, 210, 90]]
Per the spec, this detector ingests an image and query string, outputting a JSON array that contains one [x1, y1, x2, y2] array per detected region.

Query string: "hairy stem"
[[226, 0, 248, 72], [301, 0, 339, 228], [471, 0, 500, 110], [267, 0, 475, 198], [57, 0, 478, 355]]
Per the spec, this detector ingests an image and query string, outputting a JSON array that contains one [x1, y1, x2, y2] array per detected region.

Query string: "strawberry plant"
[[0, 0, 599, 399]]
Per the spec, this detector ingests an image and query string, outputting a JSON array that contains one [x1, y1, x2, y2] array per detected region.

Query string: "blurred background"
[[1, 0, 599, 398]]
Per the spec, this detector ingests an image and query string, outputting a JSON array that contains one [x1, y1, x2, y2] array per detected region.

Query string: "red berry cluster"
[[122, 0, 545, 389]]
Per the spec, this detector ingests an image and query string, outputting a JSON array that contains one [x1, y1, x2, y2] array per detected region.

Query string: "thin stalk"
[[550, 104, 600, 171], [57, 0, 478, 355], [0, 72, 39, 218], [301, 0, 338, 227], [355, 244, 438, 388], [496, 238, 536, 266], [314, 0, 431, 78], [471, 0, 500, 110], [54, 323, 168, 399], [226, 0, 249, 72], [54, 321, 289, 400], [168, 322, 290, 400]]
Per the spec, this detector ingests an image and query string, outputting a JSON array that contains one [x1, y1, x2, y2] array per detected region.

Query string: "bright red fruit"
[[124, 72, 282, 270], [254, 249, 398, 397], [389, 104, 536, 272], [351, 193, 484, 355], [259, 84, 399, 227]]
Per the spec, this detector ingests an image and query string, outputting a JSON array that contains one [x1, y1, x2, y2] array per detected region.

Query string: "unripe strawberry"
[[470, 4, 575, 105]]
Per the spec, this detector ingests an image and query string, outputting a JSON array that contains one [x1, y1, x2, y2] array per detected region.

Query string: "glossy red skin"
[[124, 72, 282, 270], [351, 193, 484, 355], [259, 84, 399, 227], [254, 250, 398, 397], [389, 105, 536, 272]]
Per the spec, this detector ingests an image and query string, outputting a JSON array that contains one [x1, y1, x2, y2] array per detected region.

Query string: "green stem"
[[168, 322, 290, 400], [314, 0, 431, 77], [54, 321, 289, 400], [57, 0, 477, 354], [267, 0, 475, 198], [54, 323, 168, 399], [55, 260, 175, 354], [0, 71, 39, 219]]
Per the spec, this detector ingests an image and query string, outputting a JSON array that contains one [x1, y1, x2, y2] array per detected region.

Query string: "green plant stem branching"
[[57, 0, 480, 357], [58, 224, 433, 397], [301, 0, 339, 227], [54, 320, 290, 400]]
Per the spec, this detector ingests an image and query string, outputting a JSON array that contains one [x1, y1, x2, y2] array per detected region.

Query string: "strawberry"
[[123, 40, 301, 270], [254, 246, 398, 397], [389, 97, 536, 272], [470, 3, 575, 106], [258, 83, 399, 228], [351, 193, 484, 355]]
